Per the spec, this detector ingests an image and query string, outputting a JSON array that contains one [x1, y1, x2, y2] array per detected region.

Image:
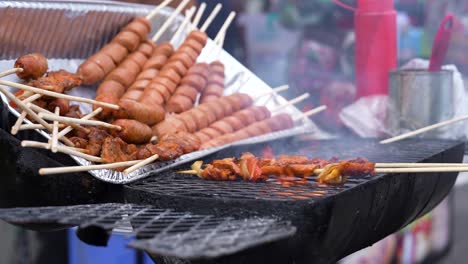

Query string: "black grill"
[[0, 203, 295, 259]]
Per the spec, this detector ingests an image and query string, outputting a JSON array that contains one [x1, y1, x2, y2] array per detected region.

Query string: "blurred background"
[[2, 0, 468, 263]]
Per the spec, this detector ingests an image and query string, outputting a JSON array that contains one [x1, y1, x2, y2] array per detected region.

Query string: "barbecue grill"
[[0, 135, 464, 263]]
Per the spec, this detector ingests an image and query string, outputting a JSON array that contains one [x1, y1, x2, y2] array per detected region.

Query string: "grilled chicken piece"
[[29, 70, 82, 94]]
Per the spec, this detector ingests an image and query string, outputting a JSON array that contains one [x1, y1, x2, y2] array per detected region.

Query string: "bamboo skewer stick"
[[170, 6, 196, 45], [11, 94, 42, 135], [50, 107, 60, 153], [123, 154, 160, 175], [293, 105, 327, 122], [0, 80, 119, 110], [272, 93, 310, 113], [145, 0, 174, 20], [39, 160, 145, 175], [18, 123, 66, 131], [380, 114, 468, 144], [22, 141, 102, 163], [56, 108, 102, 139], [191, 2, 206, 28], [213, 11, 236, 44], [29, 104, 90, 134], [39, 113, 122, 131], [253, 85, 289, 101], [0, 68, 23, 78], [152, 0, 191, 43], [200, 3, 222, 32]]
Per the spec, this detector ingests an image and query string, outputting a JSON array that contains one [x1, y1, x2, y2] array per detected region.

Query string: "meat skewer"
[[179, 154, 468, 184], [0, 80, 119, 110]]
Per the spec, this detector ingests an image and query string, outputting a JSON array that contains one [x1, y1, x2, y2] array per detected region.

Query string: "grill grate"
[[0, 203, 295, 259], [127, 139, 460, 202]]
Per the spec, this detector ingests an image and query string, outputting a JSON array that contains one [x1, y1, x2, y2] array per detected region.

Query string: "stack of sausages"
[[200, 113, 295, 149], [194, 105, 271, 143], [199, 60, 225, 103], [114, 30, 208, 126], [77, 17, 152, 85], [153, 93, 254, 137], [165, 62, 210, 113], [94, 41, 156, 119]]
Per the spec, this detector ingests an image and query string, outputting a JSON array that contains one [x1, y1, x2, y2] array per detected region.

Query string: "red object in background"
[[334, 0, 397, 99], [429, 14, 455, 71]]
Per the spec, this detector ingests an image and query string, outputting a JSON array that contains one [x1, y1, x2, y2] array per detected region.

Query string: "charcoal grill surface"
[[124, 138, 464, 263], [0, 203, 295, 259]]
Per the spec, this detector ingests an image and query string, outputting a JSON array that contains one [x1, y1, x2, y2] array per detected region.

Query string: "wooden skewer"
[[21, 141, 102, 163], [18, 123, 66, 131], [0, 68, 23, 78], [253, 85, 289, 101], [123, 154, 160, 175], [29, 104, 90, 134], [170, 6, 196, 45], [215, 30, 226, 60], [50, 107, 60, 153], [380, 114, 468, 144], [0, 85, 76, 147], [214, 11, 236, 44], [11, 93, 42, 135], [192, 2, 206, 28], [56, 108, 102, 139], [272, 93, 310, 113], [146, 0, 174, 20], [200, 3, 222, 32], [0, 80, 119, 110], [39, 160, 145, 175], [152, 0, 191, 43], [375, 163, 468, 168], [294, 105, 327, 122], [39, 113, 122, 131]]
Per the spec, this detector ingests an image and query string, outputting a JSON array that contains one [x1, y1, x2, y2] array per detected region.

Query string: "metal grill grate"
[[127, 139, 460, 202], [0, 203, 295, 259]]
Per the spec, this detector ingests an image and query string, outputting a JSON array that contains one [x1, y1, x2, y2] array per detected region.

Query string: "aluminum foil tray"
[[0, 0, 322, 184]]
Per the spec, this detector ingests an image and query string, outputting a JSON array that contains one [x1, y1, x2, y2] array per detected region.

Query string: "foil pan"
[[0, 1, 322, 184]]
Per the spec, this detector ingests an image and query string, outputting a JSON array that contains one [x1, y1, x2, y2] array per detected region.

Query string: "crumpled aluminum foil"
[[0, 1, 322, 184]]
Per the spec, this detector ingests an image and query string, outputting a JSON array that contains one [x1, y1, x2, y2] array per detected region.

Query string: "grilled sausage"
[[106, 59, 141, 87], [115, 99, 165, 125], [14, 53, 48, 79], [113, 31, 141, 51], [151, 116, 187, 137], [77, 60, 105, 85], [48, 98, 69, 116], [136, 68, 159, 81], [165, 60, 188, 76], [101, 43, 129, 65], [123, 17, 151, 41], [89, 53, 116, 75], [112, 119, 152, 144], [165, 95, 193, 113], [186, 109, 209, 130], [96, 80, 126, 97], [178, 113, 198, 133], [129, 79, 150, 91], [146, 82, 171, 102], [94, 93, 119, 120], [121, 89, 143, 101], [140, 88, 165, 106], [211, 121, 234, 134]]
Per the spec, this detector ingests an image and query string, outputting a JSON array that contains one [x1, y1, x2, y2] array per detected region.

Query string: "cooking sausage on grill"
[[15, 53, 48, 79], [115, 99, 165, 125], [111, 119, 152, 144]]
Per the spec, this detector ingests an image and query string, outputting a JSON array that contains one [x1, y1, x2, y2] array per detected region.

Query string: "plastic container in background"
[[334, 0, 398, 99]]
